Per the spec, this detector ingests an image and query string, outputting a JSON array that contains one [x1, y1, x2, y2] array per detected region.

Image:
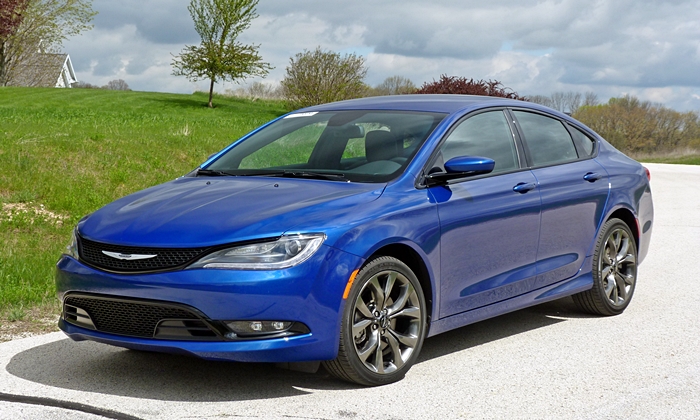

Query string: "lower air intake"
[[63, 295, 220, 340]]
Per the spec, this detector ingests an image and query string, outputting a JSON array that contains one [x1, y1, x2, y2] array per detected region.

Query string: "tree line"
[[573, 96, 700, 155]]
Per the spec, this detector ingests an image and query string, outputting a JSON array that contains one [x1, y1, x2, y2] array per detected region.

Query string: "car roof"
[[301, 94, 529, 114]]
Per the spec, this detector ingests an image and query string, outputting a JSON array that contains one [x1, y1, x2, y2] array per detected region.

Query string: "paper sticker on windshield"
[[284, 112, 318, 119]]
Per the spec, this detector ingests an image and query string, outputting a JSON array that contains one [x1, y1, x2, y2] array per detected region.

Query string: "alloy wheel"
[[351, 269, 422, 374], [600, 227, 637, 307]]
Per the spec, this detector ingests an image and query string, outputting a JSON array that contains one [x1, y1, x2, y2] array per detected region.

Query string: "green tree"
[[573, 95, 700, 154], [0, 0, 95, 86], [172, 0, 271, 108], [281, 47, 367, 110]]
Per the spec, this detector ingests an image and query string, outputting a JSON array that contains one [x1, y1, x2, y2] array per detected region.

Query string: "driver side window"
[[439, 111, 519, 174]]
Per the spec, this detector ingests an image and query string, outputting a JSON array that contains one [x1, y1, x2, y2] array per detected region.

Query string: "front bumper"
[[55, 245, 362, 362]]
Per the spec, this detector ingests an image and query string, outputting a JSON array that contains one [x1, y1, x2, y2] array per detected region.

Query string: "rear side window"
[[569, 125, 596, 157], [513, 111, 578, 167]]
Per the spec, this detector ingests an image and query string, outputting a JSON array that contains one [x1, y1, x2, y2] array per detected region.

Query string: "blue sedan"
[[56, 95, 653, 386]]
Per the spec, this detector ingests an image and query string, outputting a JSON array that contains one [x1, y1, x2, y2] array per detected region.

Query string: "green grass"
[[0, 87, 287, 312], [2, 87, 697, 316], [637, 155, 700, 165], [631, 147, 700, 165]]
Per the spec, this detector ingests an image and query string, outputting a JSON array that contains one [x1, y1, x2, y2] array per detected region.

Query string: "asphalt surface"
[[1, 163, 698, 420]]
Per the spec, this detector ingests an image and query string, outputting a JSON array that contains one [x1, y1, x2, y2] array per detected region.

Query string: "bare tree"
[[528, 94, 553, 107], [373, 75, 416, 95], [104, 79, 130, 90], [531, 91, 588, 114], [565, 92, 582, 114], [583, 91, 599, 107], [550, 92, 566, 113]]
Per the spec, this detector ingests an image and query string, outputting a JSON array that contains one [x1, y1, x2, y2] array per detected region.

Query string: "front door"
[[428, 110, 541, 318]]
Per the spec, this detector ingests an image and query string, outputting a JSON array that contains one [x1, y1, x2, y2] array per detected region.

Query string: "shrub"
[[281, 47, 367, 110], [73, 81, 100, 89], [416, 75, 524, 100]]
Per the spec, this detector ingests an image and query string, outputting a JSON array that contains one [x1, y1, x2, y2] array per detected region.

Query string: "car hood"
[[78, 176, 384, 247]]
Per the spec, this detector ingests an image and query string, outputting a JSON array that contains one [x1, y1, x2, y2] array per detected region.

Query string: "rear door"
[[511, 110, 609, 289]]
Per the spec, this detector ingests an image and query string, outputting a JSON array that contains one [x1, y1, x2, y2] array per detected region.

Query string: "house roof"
[[9, 53, 77, 88]]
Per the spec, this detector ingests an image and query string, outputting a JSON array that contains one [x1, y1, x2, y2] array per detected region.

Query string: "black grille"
[[63, 295, 219, 339], [78, 236, 209, 273]]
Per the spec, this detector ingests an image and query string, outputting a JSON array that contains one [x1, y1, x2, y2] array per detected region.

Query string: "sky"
[[63, 0, 700, 111]]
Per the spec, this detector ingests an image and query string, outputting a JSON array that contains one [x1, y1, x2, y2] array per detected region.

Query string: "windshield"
[[204, 110, 446, 183]]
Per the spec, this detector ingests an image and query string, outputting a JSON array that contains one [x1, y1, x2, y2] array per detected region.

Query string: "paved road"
[[1, 163, 699, 420]]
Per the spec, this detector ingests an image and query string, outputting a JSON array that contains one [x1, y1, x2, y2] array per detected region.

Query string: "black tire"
[[573, 218, 638, 316], [323, 256, 427, 386]]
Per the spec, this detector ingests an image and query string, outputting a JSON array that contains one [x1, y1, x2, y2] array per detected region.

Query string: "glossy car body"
[[56, 95, 653, 382]]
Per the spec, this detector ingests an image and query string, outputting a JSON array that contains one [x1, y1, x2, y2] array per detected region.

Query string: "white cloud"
[[62, 0, 700, 110]]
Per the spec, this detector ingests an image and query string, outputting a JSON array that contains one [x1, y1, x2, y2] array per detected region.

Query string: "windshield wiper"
[[242, 170, 350, 182], [196, 168, 235, 177]]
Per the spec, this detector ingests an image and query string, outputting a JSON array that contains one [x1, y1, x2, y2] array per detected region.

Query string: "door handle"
[[583, 172, 602, 182], [513, 182, 536, 194]]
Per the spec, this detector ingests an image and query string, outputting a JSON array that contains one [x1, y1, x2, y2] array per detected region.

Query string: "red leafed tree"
[[0, 0, 27, 84], [416, 74, 526, 100], [0, 0, 95, 86], [0, 0, 27, 37]]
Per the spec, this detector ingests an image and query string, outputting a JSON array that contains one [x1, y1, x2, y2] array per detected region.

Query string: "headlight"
[[65, 228, 79, 259], [188, 234, 326, 270]]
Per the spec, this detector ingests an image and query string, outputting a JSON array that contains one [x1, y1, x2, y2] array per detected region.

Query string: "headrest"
[[365, 130, 398, 162]]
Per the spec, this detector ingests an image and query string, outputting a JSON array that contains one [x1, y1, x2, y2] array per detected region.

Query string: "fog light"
[[225, 320, 293, 336]]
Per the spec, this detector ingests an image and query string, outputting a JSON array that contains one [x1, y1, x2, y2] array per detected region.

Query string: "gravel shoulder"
[[0, 304, 60, 343]]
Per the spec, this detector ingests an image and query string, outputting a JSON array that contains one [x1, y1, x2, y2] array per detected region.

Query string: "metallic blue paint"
[[56, 94, 653, 363], [444, 156, 495, 173], [57, 243, 363, 362], [432, 171, 541, 318], [530, 158, 610, 288]]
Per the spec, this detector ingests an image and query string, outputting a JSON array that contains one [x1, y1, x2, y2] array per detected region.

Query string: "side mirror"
[[444, 156, 495, 174], [426, 156, 495, 185]]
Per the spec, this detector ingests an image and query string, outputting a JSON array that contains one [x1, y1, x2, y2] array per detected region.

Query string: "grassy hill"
[[0, 87, 696, 327], [0, 87, 287, 317]]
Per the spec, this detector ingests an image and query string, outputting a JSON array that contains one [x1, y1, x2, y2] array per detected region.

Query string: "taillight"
[[643, 166, 651, 181]]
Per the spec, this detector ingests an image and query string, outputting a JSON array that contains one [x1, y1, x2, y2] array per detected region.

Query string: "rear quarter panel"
[[594, 141, 654, 264]]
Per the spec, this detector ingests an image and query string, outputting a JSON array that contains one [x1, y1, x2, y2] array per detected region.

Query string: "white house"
[[10, 53, 78, 88]]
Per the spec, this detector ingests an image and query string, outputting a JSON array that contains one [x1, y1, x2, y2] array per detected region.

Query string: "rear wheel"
[[573, 218, 638, 315], [323, 256, 427, 386]]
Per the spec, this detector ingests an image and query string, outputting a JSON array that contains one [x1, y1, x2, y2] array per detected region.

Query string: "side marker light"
[[343, 269, 360, 299]]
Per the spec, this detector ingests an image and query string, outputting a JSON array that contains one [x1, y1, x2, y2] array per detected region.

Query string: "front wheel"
[[573, 218, 638, 316], [323, 256, 427, 386]]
